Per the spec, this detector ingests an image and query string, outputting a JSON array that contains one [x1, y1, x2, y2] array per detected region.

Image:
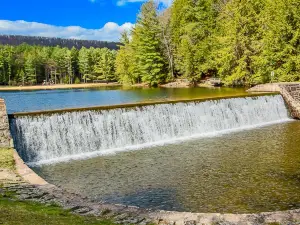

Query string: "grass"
[[0, 196, 115, 225], [0, 148, 15, 170], [0, 148, 116, 225]]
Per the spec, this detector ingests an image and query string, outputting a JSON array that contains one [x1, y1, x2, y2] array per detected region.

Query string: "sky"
[[0, 0, 173, 42]]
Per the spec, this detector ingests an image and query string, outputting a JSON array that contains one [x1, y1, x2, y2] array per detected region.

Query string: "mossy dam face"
[[2, 90, 300, 216]]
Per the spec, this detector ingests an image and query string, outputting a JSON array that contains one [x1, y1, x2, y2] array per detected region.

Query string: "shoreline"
[[0, 83, 121, 91], [0, 80, 227, 91]]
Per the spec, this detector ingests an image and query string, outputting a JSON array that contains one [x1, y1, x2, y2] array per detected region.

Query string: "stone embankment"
[[279, 84, 300, 118], [0, 99, 12, 147], [1, 181, 153, 225], [1, 151, 153, 225], [248, 82, 300, 119]]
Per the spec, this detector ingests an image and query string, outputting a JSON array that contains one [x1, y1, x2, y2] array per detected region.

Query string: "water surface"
[[0, 87, 248, 113], [34, 121, 300, 213]]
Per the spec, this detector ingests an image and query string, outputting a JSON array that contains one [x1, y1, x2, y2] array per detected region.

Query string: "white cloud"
[[117, 0, 173, 7], [0, 20, 134, 42]]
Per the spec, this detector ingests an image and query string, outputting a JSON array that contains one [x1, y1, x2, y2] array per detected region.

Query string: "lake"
[[0, 86, 248, 113]]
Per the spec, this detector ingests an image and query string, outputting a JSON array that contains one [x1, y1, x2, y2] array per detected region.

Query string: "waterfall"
[[10, 95, 290, 165]]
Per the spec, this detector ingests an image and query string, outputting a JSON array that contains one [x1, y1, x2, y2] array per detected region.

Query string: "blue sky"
[[0, 0, 172, 41]]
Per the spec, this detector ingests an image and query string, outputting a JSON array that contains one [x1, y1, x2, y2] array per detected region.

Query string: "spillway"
[[10, 95, 290, 165]]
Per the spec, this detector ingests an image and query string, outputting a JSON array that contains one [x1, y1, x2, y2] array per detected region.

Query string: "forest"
[[0, 45, 117, 85], [116, 0, 300, 86], [0, 0, 299, 86], [0, 35, 118, 50]]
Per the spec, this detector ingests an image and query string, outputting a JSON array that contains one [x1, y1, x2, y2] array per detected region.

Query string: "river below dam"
[[33, 120, 300, 213]]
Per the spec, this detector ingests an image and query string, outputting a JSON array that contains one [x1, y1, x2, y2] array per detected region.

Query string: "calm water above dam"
[[34, 121, 300, 213], [1, 86, 248, 113]]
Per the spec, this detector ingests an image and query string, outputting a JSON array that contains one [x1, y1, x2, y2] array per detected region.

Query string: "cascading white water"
[[11, 95, 290, 165]]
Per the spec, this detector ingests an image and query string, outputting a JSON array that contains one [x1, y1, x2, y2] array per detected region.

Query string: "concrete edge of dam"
[[248, 82, 300, 119], [8, 92, 278, 119]]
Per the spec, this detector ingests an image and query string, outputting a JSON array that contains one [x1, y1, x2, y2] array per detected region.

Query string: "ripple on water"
[[33, 121, 300, 213]]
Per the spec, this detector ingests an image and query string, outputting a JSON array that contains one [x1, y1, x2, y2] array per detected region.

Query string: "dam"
[[2, 86, 300, 215], [10, 94, 290, 165]]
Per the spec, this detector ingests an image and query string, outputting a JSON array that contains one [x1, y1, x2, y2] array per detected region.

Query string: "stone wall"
[[279, 84, 300, 119], [0, 98, 12, 147]]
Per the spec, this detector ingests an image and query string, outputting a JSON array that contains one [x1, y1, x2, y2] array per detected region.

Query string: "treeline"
[[116, 0, 300, 86], [0, 35, 119, 50], [0, 44, 117, 85]]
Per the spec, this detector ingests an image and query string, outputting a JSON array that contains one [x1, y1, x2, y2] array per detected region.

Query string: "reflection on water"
[[0, 87, 249, 113], [34, 121, 300, 213]]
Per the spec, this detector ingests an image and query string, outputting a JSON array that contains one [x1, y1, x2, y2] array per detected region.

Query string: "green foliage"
[[116, 0, 168, 86], [116, 0, 299, 87], [74, 77, 81, 84], [0, 44, 117, 86], [1, 0, 299, 87], [93, 48, 117, 82], [171, 0, 300, 85], [171, 0, 218, 82], [257, 0, 300, 82], [214, 0, 266, 86]]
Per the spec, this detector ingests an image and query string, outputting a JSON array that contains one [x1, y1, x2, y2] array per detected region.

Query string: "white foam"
[[11, 95, 291, 166]]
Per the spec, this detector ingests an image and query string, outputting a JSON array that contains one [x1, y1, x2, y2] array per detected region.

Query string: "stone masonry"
[[0, 98, 12, 147], [279, 84, 300, 119], [247, 82, 300, 119]]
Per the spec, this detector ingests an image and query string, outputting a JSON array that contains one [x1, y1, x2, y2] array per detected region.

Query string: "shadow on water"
[[102, 188, 185, 211]]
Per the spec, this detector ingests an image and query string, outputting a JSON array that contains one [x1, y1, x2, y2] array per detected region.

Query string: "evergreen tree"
[[24, 53, 36, 84], [215, 0, 265, 85], [131, 0, 168, 86], [171, 0, 218, 83], [115, 32, 139, 84], [256, 0, 300, 82], [78, 47, 93, 83]]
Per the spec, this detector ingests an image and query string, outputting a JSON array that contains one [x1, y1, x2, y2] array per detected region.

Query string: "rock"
[[74, 207, 92, 214], [184, 220, 196, 225]]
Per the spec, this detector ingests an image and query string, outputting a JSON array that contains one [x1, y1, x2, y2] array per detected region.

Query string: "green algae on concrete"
[[0, 148, 15, 170]]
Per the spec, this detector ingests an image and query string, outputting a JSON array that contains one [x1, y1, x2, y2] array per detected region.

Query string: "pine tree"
[[115, 32, 136, 84], [24, 53, 36, 85], [256, 0, 300, 82], [78, 47, 93, 83], [171, 0, 218, 83], [215, 0, 265, 85], [131, 0, 168, 86]]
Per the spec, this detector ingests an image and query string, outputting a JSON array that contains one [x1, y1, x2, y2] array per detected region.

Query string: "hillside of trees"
[[0, 35, 119, 50], [0, 0, 299, 87], [116, 0, 300, 86]]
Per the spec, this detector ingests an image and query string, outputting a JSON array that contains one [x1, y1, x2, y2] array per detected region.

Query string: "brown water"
[[33, 121, 300, 213]]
